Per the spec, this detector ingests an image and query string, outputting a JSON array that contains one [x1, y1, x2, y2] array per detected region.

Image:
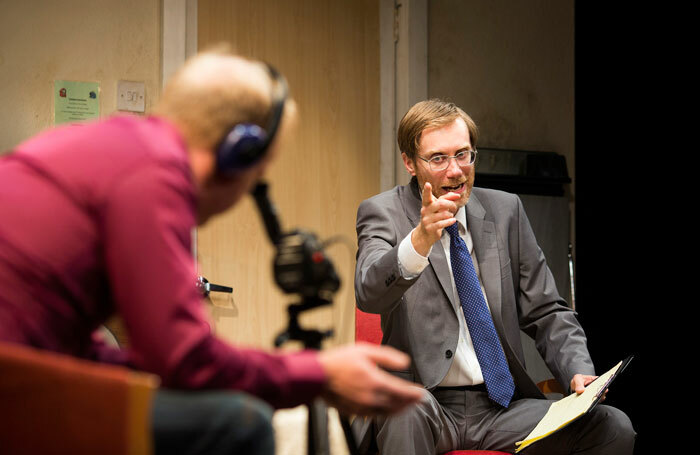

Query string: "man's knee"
[[599, 405, 635, 440], [586, 405, 636, 452], [375, 392, 450, 454], [376, 392, 435, 431]]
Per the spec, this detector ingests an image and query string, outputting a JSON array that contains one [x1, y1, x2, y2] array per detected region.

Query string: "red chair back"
[[355, 308, 383, 344]]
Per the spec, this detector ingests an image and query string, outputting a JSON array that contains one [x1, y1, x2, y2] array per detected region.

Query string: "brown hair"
[[397, 99, 478, 160]]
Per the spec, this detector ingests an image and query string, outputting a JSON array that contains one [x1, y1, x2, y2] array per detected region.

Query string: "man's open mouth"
[[443, 182, 465, 193]]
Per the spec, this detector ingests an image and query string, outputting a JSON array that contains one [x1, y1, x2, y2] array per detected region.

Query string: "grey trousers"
[[367, 388, 635, 455]]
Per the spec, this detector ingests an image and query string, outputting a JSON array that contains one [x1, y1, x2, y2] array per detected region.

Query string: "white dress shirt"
[[397, 206, 490, 386]]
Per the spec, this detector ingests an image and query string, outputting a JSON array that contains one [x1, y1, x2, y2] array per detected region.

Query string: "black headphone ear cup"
[[216, 123, 269, 174], [215, 63, 287, 176]]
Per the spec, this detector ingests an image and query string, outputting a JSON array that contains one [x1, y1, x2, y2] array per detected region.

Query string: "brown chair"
[[0, 341, 159, 455], [355, 308, 563, 455]]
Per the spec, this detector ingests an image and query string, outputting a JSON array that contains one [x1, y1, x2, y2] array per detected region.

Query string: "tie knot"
[[445, 222, 460, 238]]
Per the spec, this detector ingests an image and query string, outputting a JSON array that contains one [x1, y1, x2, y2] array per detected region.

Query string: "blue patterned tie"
[[445, 222, 515, 408]]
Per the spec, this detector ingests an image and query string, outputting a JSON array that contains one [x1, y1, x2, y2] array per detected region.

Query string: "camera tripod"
[[253, 181, 359, 455], [275, 296, 359, 455]]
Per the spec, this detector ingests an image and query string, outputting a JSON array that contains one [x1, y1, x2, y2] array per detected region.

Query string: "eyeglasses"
[[418, 149, 478, 171]]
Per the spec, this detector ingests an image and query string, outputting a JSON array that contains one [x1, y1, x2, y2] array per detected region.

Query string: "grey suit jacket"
[[355, 178, 594, 397]]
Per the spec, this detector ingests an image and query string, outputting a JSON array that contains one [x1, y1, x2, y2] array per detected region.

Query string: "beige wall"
[[428, 0, 575, 194], [0, 0, 162, 153], [196, 0, 380, 350]]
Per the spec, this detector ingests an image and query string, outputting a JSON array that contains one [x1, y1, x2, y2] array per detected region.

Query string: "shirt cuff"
[[397, 229, 430, 279], [279, 350, 327, 406]]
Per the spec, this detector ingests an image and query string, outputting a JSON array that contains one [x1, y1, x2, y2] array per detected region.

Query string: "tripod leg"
[[307, 398, 330, 455]]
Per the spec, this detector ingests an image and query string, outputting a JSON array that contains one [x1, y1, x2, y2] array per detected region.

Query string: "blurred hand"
[[317, 342, 425, 416]]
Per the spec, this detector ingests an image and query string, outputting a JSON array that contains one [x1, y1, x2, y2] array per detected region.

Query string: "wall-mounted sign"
[[54, 80, 100, 125]]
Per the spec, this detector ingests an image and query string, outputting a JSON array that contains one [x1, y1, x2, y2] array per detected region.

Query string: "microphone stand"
[[252, 182, 359, 455]]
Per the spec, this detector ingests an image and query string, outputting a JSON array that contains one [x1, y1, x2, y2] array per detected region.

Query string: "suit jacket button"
[[445, 350, 453, 359]]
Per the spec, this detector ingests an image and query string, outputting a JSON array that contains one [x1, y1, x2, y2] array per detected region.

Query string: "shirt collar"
[[455, 206, 467, 234]]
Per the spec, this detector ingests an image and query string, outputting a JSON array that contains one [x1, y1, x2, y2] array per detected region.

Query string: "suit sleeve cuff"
[[397, 229, 430, 279]]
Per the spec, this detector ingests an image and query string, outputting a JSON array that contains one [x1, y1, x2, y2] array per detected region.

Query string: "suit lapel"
[[465, 193, 504, 332], [429, 242, 457, 309]]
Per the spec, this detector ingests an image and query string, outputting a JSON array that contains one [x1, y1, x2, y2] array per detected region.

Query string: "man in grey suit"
[[354, 99, 635, 454]]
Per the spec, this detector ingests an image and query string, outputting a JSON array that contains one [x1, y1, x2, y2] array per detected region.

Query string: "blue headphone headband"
[[216, 63, 288, 175]]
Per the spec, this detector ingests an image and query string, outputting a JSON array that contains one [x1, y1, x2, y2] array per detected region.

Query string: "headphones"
[[216, 63, 288, 176]]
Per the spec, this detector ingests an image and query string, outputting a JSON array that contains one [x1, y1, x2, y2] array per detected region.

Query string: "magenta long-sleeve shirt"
[[0, 115, 325, 408]]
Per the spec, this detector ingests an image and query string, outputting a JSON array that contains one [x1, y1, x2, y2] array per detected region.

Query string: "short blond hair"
[[397, 99, 478, 160], [152, 44, 273, 149]]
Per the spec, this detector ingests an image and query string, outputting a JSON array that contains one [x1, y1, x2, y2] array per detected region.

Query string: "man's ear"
[[402, 152, 416, 177], [188, 146, 217, 188]]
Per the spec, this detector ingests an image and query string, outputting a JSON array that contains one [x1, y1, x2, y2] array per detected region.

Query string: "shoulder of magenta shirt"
[[0, 115, 325, 408]]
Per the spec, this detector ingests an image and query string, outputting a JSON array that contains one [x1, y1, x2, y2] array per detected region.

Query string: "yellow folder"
[[515, 355, 633, 453]]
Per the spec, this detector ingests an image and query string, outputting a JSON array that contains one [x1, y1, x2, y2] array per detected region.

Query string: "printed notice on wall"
[[54, 80, 100, 125]]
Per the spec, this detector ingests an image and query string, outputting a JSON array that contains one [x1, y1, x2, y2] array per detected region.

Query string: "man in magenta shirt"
[[0, 48, 422, 454]]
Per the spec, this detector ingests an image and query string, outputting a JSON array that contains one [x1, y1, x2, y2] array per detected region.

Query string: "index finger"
[[422, 182, 436, 207]]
